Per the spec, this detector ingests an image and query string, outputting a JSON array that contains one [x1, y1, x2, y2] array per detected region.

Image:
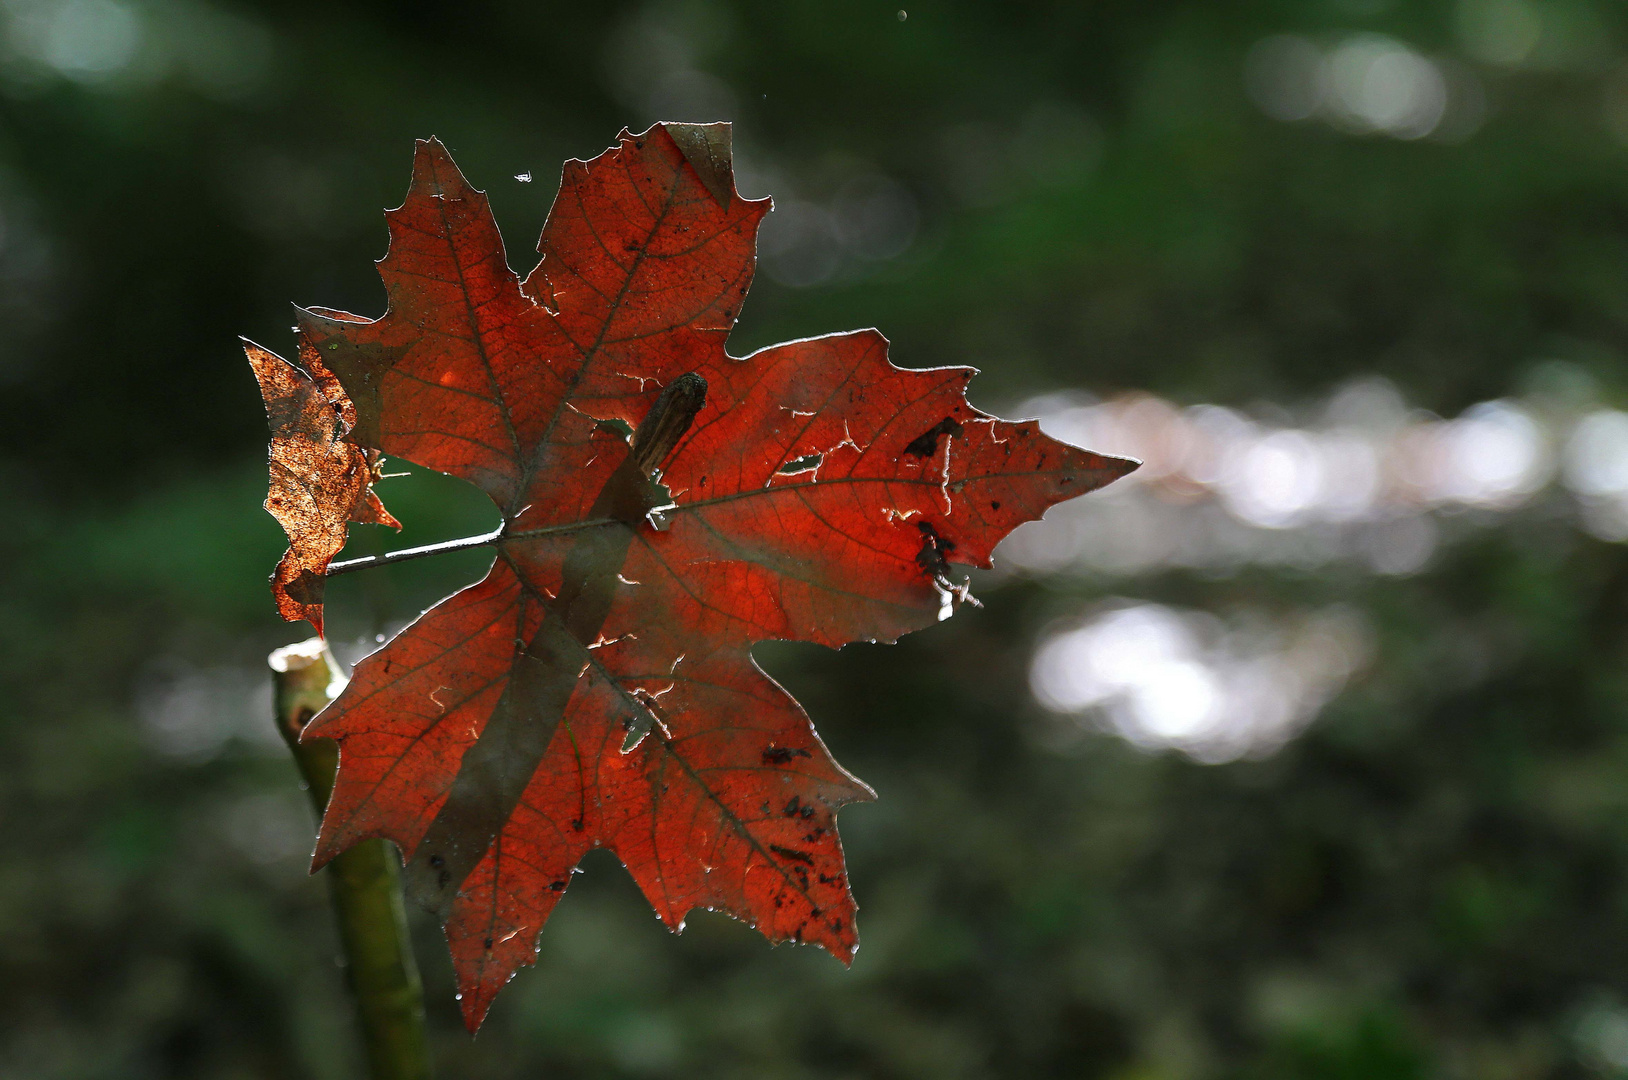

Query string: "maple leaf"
[[245, 327, 399, 636], [257, 123, 1136, 1030]]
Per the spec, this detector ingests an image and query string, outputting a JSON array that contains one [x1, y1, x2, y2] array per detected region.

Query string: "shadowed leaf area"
[[246, 124, 1134, 1029]]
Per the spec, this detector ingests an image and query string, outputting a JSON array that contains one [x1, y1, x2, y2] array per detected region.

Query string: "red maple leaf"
[[248, 124, 1135, 1030]]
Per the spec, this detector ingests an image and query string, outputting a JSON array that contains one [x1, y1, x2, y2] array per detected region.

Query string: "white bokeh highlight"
[[1003, 370, 1628, 763], [1245, 32, 1482, 142], [1031, 603, 1373, 763], [995, 378, 1589, 580]]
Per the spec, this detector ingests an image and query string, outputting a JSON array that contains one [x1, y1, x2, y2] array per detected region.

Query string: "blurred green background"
[[7, 0, 1628, 1076]]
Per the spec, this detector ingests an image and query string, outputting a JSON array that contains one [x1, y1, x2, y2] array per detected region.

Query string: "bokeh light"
[[1245, 31, 1483, 141], [1031, 602, 1372, 763], [997, 376, 1589, 588]]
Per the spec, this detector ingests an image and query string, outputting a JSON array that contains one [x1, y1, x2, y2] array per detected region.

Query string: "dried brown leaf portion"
[[245, 338, 399, 636]]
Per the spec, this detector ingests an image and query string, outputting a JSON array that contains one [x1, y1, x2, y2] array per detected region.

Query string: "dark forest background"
[[6, 1, 1628, 1077]]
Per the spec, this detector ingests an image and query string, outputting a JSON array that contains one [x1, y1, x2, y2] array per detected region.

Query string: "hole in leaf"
[[776, 452, 823, 475]]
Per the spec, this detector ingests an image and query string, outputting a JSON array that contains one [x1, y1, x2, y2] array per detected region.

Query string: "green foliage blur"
[[6, 0, 1628, 1077]]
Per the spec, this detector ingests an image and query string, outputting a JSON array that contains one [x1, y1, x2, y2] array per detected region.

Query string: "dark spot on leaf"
[[783, 796, 801, 817], [903, 417, 964, 458], [484, 938, 493, 950], [429, 854, 445, 869], [762, 745, 812, 765], [770, 844, 814, 865], [915, 520, 957, 583], [990, 500, 1001, 510], [282, 568, 325, 606], [549, 879, 567, 892]]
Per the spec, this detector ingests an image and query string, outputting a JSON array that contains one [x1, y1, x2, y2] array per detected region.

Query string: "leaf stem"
[[326, 529, 503, 576], [326, 519, 619, 577], [270, 640, 432, 1080]]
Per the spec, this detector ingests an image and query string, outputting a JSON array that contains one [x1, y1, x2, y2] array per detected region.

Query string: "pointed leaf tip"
[[663, 121, 735, 208]]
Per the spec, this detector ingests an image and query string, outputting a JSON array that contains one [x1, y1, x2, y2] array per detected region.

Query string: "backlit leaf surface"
[[255, 125, 1136, 1029]]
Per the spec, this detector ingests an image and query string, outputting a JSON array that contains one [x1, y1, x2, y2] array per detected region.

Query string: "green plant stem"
[[271, 640, 432, 1080]]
